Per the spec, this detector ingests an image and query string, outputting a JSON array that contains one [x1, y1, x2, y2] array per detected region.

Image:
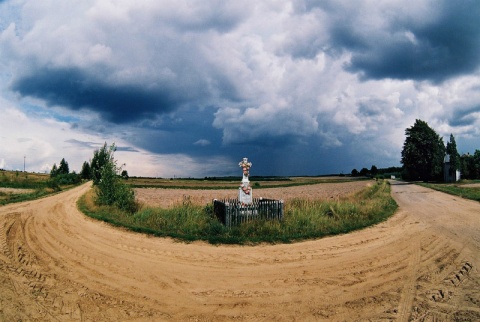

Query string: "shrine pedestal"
[[238, 187, 253, 204]]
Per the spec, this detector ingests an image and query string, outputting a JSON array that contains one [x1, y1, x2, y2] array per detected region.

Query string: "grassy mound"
[[78, 180, 398, 245]]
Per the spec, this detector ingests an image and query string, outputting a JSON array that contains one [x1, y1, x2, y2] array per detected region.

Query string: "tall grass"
[[78, 180, 397, 245], [0, 189, 53, 206], [0, 170, 74, 206], [1, 170, 50, 189]]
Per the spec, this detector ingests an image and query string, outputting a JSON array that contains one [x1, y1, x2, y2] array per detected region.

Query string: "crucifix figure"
[[238, 157, 253, 203]]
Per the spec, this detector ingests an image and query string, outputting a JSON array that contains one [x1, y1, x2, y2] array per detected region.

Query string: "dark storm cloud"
[[130, 106, 222, 157], [65, 139, 98, 149], [65, 139, 138, 153], [329, 24, 368, 53], [230, 133, 301, 149], [115, 146, 139, 152], [342, 1, 480, 83], [449, 105, 480, 127], [11, 67, 185, 123]]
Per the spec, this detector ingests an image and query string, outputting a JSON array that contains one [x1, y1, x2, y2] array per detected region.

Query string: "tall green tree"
[[58, 158, 69, 175], [460, 153, 472, 179], [474, 150, 480, 179], [445, 134, 459, 176], [91, 143, 111, 185], [401, 119, 445, 181], [80, 161, 91, 180]]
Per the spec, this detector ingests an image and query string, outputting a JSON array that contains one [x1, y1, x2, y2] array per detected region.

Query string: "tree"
[[50, 163, 58, 178], [46, 157, 82, 186], [58, 158, 69, 175], [474, 150, 480, 179], [121, 170, 129, 180], [80, 161, 91, 180], [460, 153, 473, 179], [401, 119, 445, 181], [359, 167, 369, 176], [91, 142, 111, 185], [93, 143, 138, 213], [50, 159, 79, 185], [370, 165, 378, 177], [445, 134, 459, 176], [351, 168, 359, 176]]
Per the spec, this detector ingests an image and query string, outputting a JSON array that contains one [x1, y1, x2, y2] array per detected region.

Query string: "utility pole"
[[24, 155, 26, 172]]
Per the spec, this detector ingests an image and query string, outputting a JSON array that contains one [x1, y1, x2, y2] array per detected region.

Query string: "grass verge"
[[0, 189, 54, 206], [418, 182, 480, 202], [0, 171, 64, 206], [78, 180, 398, 245]]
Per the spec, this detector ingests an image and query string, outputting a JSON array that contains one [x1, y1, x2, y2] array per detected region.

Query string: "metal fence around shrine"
[[213, 198, 284, 228]]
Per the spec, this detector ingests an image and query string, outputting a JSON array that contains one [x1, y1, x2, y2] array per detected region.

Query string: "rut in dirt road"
[[0, 181, 479, 321]]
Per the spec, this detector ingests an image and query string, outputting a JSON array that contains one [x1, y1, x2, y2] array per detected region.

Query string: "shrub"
[[53, 172, 81, 185], [94, 143, 138, 213], [46, 179, 62, 192]]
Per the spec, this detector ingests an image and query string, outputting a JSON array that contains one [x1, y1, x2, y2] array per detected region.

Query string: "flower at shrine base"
[[240, 183, 251, 195]]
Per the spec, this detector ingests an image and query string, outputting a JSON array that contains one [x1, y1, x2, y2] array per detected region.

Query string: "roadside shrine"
[[213, 158, 284, 228]]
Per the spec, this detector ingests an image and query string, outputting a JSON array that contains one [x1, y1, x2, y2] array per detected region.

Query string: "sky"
[[1, 0, 480, 177]]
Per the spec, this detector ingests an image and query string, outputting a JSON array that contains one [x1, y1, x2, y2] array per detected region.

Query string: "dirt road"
[[0, 181, 479, 321]]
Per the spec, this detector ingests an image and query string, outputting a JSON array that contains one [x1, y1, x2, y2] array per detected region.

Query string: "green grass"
[[0, 189, 53, 206], [78, 180, 398, 245], [418, 182, 480, 202], [0, 170, 78, 206]]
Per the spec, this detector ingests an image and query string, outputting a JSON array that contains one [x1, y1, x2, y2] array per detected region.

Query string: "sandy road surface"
[[0, 181, 479, 321]]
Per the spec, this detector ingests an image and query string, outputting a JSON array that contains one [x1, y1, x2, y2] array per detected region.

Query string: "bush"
[[53, 172, 81, 185], [46, 179, 62, 192], [94, 143, 138, 213]]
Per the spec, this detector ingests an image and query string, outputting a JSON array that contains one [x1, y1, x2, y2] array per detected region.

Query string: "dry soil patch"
[[0, 187, 35, 194], [135, 180, 370, 208]]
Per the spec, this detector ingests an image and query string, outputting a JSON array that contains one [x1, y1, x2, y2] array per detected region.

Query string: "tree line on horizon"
[[401, 119, 480, 182], [350, 165, 403, 178], [49, 145, 129, 185]]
